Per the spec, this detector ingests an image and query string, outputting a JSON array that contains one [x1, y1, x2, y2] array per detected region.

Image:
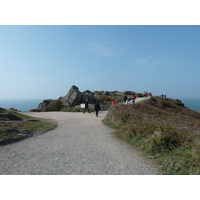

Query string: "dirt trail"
[[0, 98, 159, 175]]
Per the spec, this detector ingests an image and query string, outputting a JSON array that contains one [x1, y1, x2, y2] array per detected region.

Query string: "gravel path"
[[0, 108, 160, 175]]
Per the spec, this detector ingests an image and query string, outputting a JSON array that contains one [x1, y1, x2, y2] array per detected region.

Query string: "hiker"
[[126, 97, 130, 104], [111, 99, 116, 105], [95, 101, 101, 117], [145, 91, 148, 98], [124, 95, 127, 103], [83, 99, 90, 113], [132, 94, 136, 103]]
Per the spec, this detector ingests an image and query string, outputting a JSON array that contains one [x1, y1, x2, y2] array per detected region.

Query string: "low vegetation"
[[0, 109, 57, 145], [103, 97, 200, 175]]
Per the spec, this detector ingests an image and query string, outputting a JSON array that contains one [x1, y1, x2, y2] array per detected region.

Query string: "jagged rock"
[[61, 85, 82, 106], [57, 97, 62, 101], [83, 90, 93, 94], [81, 91, 97, 104], [61, 85, 98, 106]]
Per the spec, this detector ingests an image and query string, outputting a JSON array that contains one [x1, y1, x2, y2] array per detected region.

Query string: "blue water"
[[180, 99, 200, 112], [0, 99, 44, 111]]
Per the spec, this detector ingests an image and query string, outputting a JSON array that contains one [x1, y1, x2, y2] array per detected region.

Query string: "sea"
[[0, 98, 200, 112], [180, 99, 200, 112], [0, 99, 44, 112]]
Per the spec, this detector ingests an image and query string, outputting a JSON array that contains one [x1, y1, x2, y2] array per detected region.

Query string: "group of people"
[[83, 99, 101, 117], [83, 91, 149, 117], [111, 94, 137, 105], [161, 94, 167, 98], [143, 91, 149, 98], [123, 94, 137, 104]]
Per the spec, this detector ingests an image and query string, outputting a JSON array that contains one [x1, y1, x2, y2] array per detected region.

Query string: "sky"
[[1, 1, 200, 197], [1, 25, 200, 100]]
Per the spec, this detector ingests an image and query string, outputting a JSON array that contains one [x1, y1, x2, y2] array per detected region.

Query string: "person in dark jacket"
[[94, 101, 101, 117], [132, 94, 136, 103], [124, 95, 127, 103], [83, 99, 90, 113]]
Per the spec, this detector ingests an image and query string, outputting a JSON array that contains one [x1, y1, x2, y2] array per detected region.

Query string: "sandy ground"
[[0, 97, 160, 175]]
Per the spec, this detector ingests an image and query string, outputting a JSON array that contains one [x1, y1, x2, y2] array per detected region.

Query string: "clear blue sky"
[[1, 25, 200, 99]]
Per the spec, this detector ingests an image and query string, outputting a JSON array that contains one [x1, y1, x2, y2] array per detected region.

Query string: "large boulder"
[[81, 90, 97, 104], [61, 85, 98, 106], [37, 100, 62, 111], [61, 85, 82, 106]]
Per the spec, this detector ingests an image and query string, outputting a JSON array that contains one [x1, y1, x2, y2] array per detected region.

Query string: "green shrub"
[[98, 95, 112, 102], [175, 99, 185, 107]]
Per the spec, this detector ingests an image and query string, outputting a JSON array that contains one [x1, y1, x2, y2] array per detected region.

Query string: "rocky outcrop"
[[82, 90, 98, 104], [61, 85, 97, 106], [61, 85, 82, 106], [37, 100, 62, 111], [36, 85, 98, 111]]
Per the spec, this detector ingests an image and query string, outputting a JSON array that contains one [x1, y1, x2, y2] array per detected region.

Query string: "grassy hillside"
[[103, 97, 200, 174], [0, 109, 57, 145]]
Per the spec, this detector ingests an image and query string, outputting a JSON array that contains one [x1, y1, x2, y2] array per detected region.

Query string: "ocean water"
[[180, 99, 200, 112], [0, 99, 43, 111]]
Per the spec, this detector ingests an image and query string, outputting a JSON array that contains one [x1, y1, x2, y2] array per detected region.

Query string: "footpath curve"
[[0, 98, 160, 175]]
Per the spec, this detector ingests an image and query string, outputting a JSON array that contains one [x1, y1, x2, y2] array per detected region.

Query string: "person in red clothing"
[[111, 99, 116, 105], [132, 94, 136, 103]]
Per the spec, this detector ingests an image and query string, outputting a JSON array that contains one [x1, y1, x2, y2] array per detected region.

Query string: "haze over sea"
[[0, 99, 43, 112], [0, 98, 199, 112]]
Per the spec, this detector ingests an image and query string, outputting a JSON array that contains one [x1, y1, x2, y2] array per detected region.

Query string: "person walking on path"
[[111, 99, 116, 105], [83, 99, 90, 113], [132, 94, 136, 103], [124, 95, 127, 103], [95, 101, 101, 117]]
